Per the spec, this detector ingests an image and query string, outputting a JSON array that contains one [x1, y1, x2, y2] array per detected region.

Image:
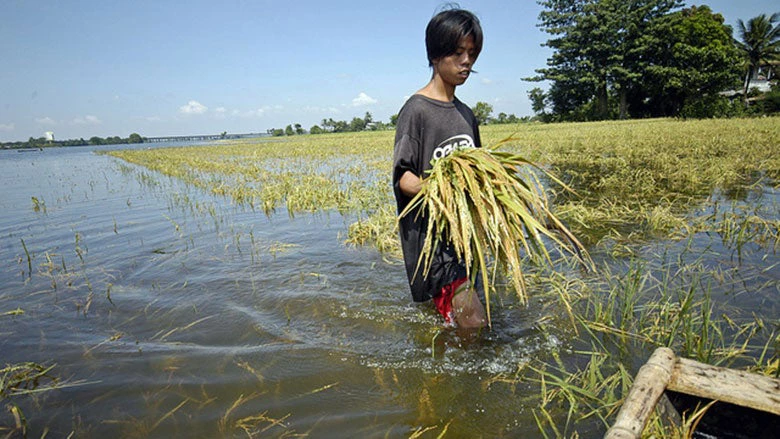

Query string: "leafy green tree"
[[472, 101, 493, 125], [349, 116, 365, 132], [310, 125, 323, 135], [89, 136, 104, 145], [491, 112, 522, 124], [285, 124, 294, 136], [760, 83, 780, 113], [294, 123, 305, 135], [332, 120, 349, 133], [128, 133, 144, 143], [372, 121, 388, 130], [637, 5, 742, 117], [736, 13, 780, 107], [535, 0, 610, 119], [535, 0, 682, 120], [528, 87, 547, 115], [390, 114, 399, 126], [603, 0, 683, 118], [61, 138, 87, 146]]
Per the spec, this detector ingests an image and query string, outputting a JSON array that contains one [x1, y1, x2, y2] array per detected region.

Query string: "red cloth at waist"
[[432, 277, 469, 325]]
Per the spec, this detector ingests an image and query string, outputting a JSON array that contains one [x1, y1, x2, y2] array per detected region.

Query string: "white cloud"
[[36, 116, 57, 125], [179, 100, 208, 115], [481, 77, 493, 85], [73, 115, 102, 125], [351, 92, 377, 107], [0, 123, 14, 132], [214, 107, 227, 119]]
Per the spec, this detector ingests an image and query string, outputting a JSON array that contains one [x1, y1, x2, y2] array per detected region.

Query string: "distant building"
[[746, 63, 775, 93], [45, 131, 54, 141], [720, 64, 776, 98]]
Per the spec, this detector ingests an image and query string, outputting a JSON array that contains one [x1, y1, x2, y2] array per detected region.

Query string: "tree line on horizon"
[[528, 1, 779, 121], [269, 103, 529, 137], [267, 112, 389, 137], [1, 133, 144, 149]]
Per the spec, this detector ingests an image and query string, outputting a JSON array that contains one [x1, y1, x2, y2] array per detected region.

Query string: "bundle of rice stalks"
[[399, 137, 591, 326]]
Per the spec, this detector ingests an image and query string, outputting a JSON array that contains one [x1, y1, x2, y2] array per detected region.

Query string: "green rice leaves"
[[399, 137, 590, 325]]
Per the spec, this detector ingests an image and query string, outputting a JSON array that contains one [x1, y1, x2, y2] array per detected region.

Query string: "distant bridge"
[[144, 133, 270, 143]]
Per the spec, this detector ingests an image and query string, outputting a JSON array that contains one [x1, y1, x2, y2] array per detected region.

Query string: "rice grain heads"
[[399, 137, 590, 326]]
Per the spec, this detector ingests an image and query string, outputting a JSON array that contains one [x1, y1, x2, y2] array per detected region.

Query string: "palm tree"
[[736, 13, 780, 106]]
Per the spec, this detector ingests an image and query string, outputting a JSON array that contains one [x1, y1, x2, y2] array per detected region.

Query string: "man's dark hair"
[[425, 7, 483, 67]]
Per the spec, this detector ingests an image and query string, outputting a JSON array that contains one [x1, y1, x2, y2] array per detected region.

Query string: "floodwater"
[[0, 143, 776, 438]]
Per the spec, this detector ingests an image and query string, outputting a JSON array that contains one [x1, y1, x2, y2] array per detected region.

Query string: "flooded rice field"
[[0, 124, 777, 438]]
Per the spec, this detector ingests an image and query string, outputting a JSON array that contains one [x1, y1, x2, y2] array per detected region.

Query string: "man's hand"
[[399, 170, 423, 197]]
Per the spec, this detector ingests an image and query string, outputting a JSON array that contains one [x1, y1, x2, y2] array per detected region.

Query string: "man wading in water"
[[392, 7, 487, 328]]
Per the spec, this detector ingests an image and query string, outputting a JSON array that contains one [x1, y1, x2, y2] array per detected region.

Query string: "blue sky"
[[1, 0, 777, 141]]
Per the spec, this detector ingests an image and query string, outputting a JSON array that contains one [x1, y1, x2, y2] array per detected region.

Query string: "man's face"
[[434, 35, 478, 87]]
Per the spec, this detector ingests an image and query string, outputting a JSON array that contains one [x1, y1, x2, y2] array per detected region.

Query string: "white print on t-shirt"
[[432, 134, 475, 161]]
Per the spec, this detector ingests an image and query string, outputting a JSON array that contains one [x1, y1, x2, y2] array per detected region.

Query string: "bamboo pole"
[[606, 348, 780, 438], [668, 357, 780, 416], [604, 347, 676, 439]]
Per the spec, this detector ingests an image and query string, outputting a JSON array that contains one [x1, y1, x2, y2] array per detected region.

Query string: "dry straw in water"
[[399, 136, 590, 326]]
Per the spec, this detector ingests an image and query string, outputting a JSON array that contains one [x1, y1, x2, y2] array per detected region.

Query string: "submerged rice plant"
[[400, 137, 591, 325], [527, 246, 777, 437]]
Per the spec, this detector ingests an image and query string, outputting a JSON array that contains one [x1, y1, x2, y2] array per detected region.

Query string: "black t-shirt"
[[392, 94, 481, 302]]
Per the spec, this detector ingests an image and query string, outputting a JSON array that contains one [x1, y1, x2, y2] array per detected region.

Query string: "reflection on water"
[[0, 144, 776, 437]]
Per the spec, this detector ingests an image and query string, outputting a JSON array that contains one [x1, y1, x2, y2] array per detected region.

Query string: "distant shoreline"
[[1, 132, 271, 149]]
